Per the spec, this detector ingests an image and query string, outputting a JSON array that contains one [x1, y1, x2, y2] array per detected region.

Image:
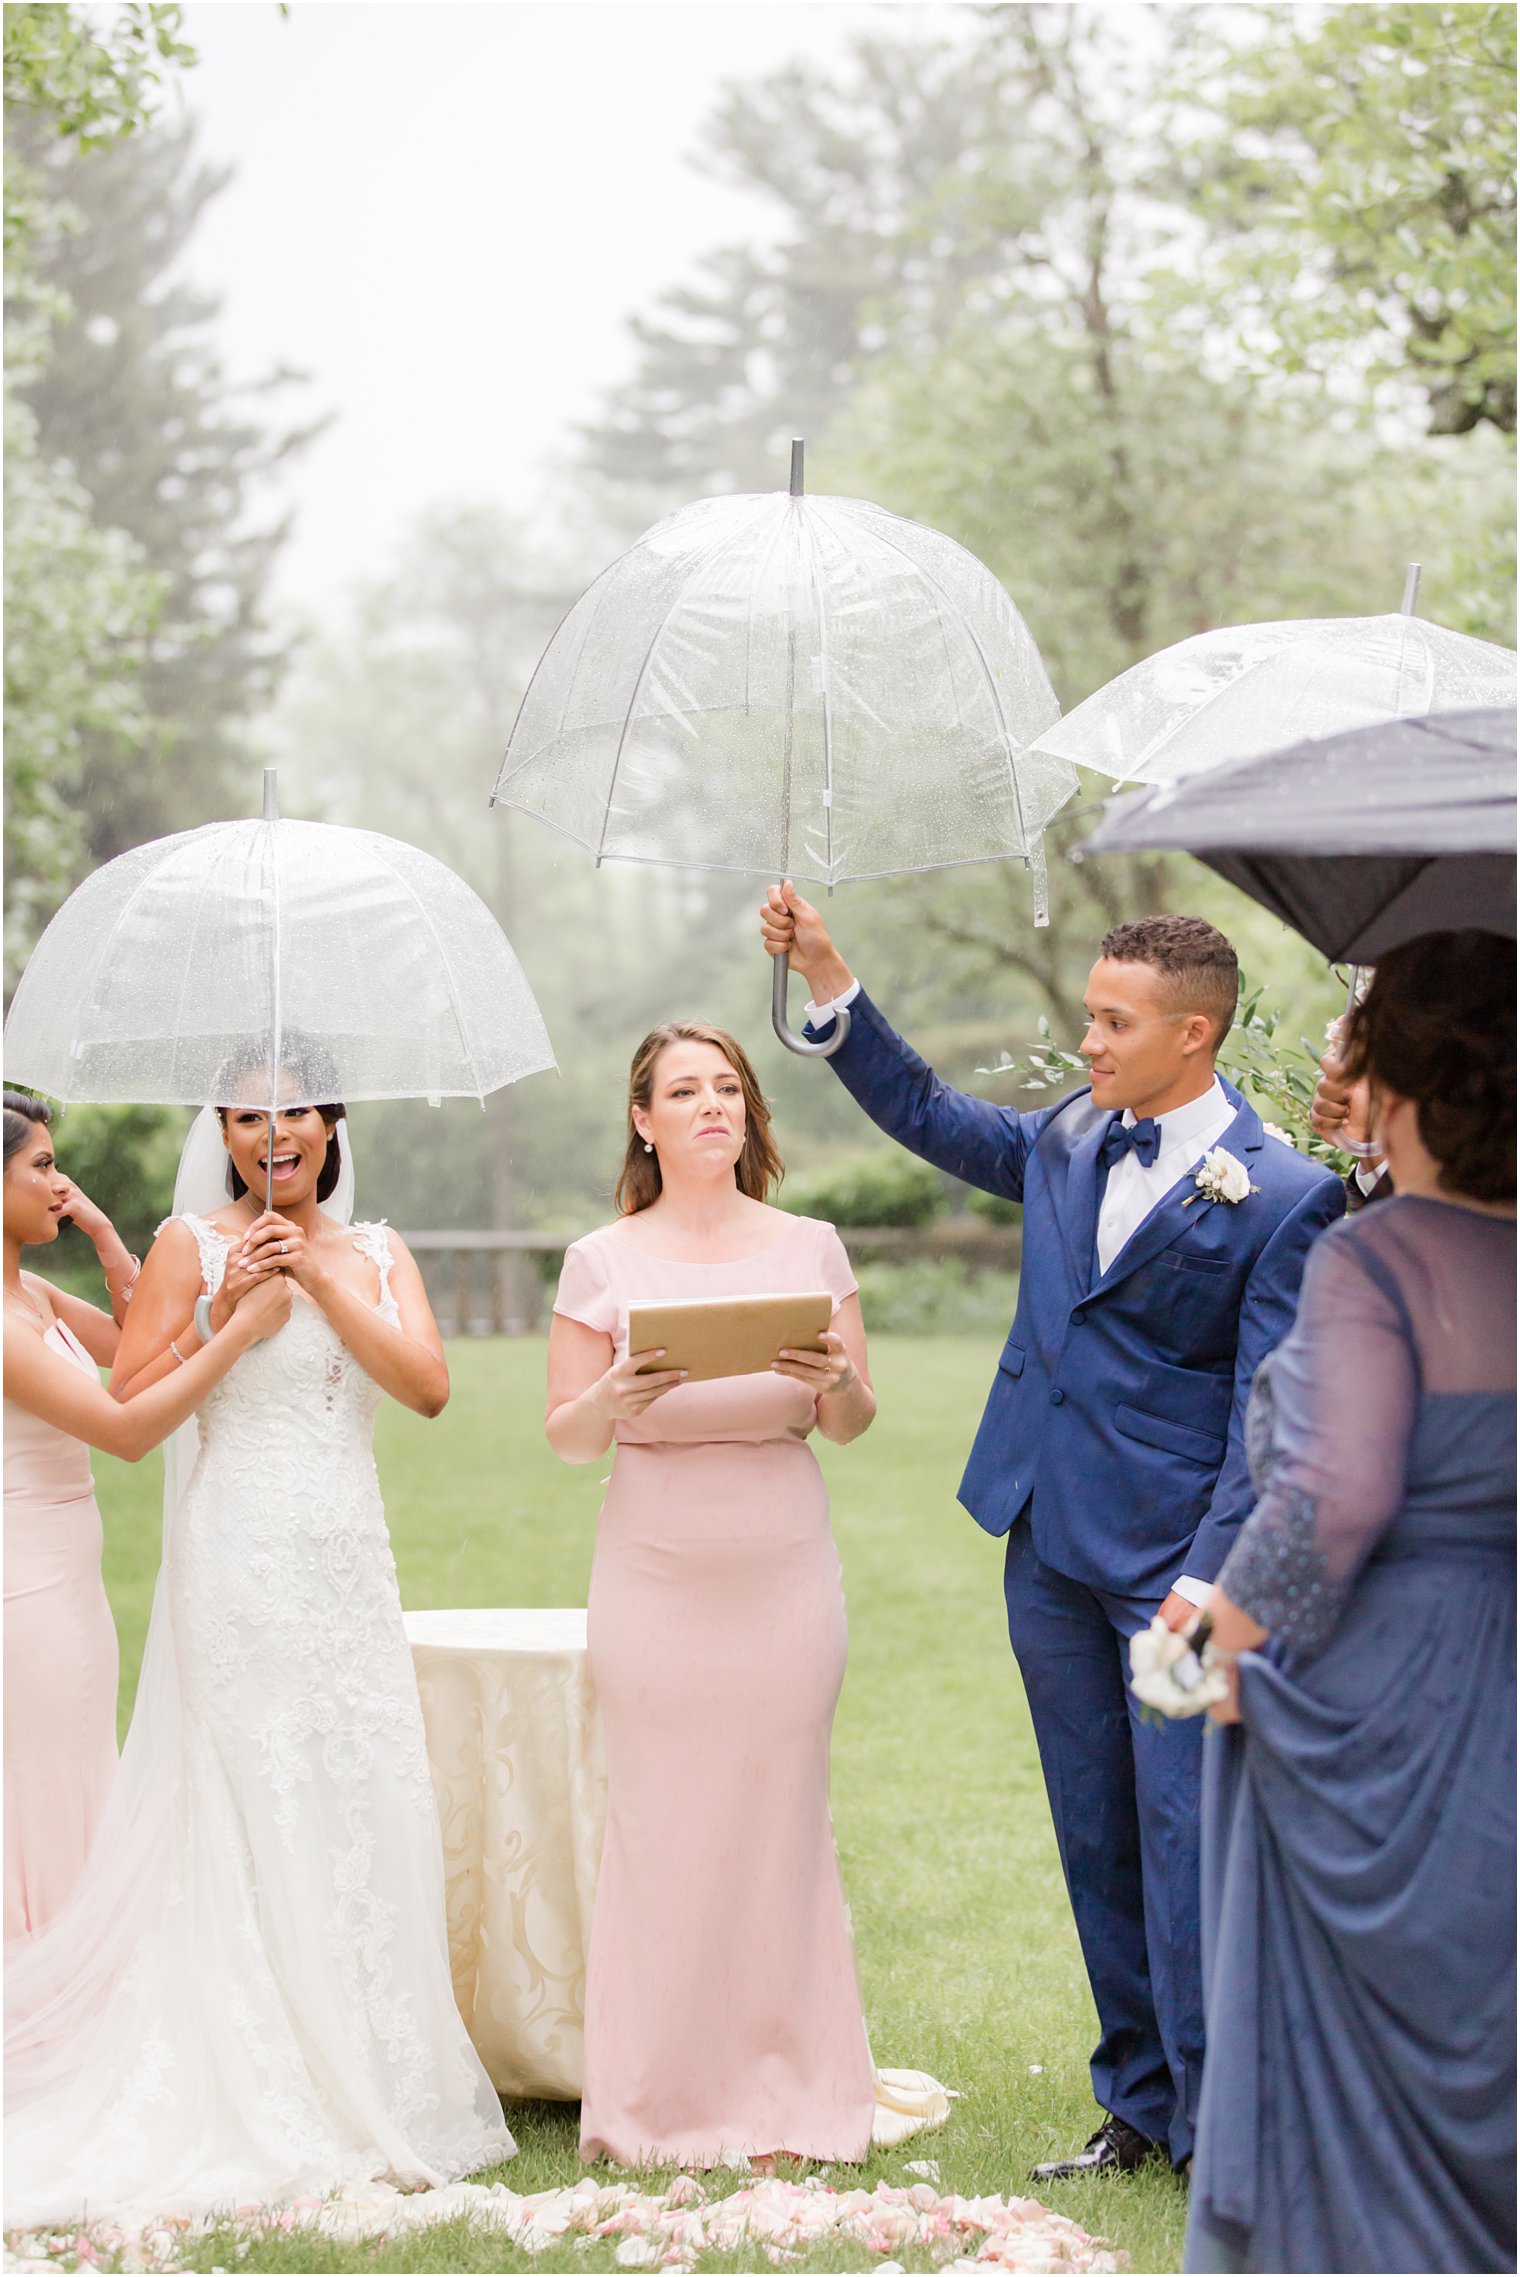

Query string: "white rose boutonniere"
[[1185, 1146, 1257, 1207]]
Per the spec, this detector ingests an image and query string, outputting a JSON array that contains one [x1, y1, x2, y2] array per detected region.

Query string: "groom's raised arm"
[[760, 883, 1058, 1203]]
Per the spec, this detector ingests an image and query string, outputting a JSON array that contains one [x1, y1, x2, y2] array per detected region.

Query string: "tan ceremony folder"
[[628, 1292, 833, 1383]]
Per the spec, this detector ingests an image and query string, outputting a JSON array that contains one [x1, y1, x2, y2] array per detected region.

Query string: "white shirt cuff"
[[803, 976, 862, 1025], [1172, 1574, 1214, 1610], [1353, 1160, 1387, 1195]]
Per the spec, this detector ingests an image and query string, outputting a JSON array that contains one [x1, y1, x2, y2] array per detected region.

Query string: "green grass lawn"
[[92, 1337, 1187, 2275]]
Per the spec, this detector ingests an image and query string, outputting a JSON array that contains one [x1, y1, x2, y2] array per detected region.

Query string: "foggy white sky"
[[171, 2, 956, 612]]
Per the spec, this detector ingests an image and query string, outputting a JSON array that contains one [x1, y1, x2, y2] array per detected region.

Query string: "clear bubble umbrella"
[[3, 771, 556, 1204], [1028, 567, 1517, 789], [490, 442, 1074, 1055]]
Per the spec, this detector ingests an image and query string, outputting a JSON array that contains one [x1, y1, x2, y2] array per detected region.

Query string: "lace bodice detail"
[[175, 1213, 399, 1461], [171, 1212, 422, 1833]]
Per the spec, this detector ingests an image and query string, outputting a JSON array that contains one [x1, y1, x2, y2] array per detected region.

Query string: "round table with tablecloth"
[[404, 1608, 606, 2100]]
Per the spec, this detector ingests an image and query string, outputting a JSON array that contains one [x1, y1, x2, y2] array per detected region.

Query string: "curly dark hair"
[[1343, 930, 1515, 1203], [1098, 915, 1239, 1048], [2, 1090, 52, 1171]]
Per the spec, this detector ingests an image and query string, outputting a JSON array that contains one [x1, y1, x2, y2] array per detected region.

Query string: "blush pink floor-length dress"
[[555, 1214, 877, 2168], [3, 1318, 120, 1943]]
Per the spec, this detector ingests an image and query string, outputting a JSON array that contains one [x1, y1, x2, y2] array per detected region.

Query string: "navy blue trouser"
[[1004, 1516, 1205, 2167]]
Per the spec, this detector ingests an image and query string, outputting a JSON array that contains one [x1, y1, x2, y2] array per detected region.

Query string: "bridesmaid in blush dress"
[[3, 1092, 288, 1946], [547, 1021, 878, 2168]]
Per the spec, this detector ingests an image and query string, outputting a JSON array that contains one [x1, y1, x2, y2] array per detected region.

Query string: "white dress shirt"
[[805, 978, 864, 1027], [809, 979, 1236, 1609], [1095, 1078, 1235, 1276]]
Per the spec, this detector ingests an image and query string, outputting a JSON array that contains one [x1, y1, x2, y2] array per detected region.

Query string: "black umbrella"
[[1081, 706, 1515, 962]]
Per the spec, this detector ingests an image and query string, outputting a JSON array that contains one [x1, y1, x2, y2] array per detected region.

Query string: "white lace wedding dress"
[[4, 1215, 513, 2231]]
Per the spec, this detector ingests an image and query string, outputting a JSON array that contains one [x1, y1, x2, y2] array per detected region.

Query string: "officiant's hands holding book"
[[774, 1324, 875, 1446], [547, 1346, 687, 1462], [596, 1349, 688, 1421], [772, 1326, 855, 1398]]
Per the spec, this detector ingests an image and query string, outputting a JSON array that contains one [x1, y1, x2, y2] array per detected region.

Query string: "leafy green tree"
[[4, 0, 191, 284], [44, 1100, 187, 1288], [3, 384, 160, 979], [582, 29, 1005, 512], [1173, 3, 1516, 436], [14, 115, 325, 870], [5, 3, 191, 983], [3, 2, 189, 157]]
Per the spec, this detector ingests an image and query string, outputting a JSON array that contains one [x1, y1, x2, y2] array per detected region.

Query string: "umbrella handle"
[[771, 952, 851, 1059]]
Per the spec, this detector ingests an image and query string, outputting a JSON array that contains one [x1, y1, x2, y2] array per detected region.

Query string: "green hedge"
[[782, 1147, 946, 1228]]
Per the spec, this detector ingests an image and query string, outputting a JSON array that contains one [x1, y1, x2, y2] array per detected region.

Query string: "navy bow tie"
[[1099, 1115, 1161, 1171]]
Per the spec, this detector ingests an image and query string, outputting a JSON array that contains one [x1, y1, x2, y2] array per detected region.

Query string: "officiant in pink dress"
[[547, 1021, 878, 2168]]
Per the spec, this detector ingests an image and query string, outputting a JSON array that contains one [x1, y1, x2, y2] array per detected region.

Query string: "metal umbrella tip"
[[789, 439, 804, 498], [262, 767, 279, 821]]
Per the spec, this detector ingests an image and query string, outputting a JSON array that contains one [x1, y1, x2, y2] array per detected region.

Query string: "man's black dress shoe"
[[1031, 2112, 1168, 2182]]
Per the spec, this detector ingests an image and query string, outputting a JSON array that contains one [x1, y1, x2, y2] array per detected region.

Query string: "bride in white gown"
[[4, 1070, 513, 2229]]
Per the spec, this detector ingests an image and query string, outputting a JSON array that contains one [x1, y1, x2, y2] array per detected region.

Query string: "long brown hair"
[[615, 1022, 784, 1215]]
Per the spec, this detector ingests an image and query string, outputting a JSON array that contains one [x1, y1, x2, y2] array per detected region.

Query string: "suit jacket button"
[[1071, 1307, 1086, 1325], [1050, 1388, 1065, 1406]]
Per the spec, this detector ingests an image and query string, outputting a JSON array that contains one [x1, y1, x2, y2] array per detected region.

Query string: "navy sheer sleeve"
[[1218, 1224, 1420, 1655]]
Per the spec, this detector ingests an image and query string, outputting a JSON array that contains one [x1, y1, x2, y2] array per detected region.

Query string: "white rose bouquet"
[[1129, 1613, 1231, 1719]]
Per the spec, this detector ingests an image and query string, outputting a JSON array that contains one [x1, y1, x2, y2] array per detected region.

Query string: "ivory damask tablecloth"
[[404, 1608, 606, 2099]]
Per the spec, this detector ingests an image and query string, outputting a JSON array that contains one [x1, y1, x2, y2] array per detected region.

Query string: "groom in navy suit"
[[760, 888, 1342, 2176]]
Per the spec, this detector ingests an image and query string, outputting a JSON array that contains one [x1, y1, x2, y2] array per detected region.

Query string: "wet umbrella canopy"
[[4, 775, 556, 1140], [1030, 601, 1517, 788], [492, 452, 1072, 888], [1083, 707, 1516, 962], [491, 443, 1075, 1053]]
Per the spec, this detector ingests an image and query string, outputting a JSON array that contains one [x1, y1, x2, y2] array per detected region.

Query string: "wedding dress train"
[[4, 1214, 513, 2230]]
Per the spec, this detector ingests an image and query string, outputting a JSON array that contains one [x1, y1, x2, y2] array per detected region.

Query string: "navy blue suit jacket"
[[814, 989, 1345, 1600]]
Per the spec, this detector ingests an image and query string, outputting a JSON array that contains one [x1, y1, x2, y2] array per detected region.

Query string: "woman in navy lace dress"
[[1187, 932, 1515, 2275]]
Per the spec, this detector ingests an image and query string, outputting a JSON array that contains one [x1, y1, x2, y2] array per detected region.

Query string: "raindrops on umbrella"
[[4, 771, 557, 1118], [490, 440, 1075, 1053], [1029, 569, 1517, 789]]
